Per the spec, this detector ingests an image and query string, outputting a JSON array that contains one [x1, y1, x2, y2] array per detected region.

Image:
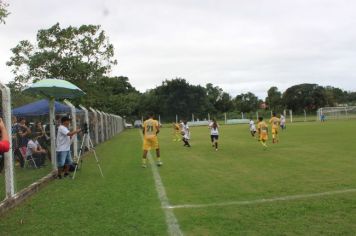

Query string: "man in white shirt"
[[56, 117, 81, 179]]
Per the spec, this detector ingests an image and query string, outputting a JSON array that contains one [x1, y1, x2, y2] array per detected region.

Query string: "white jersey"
[[182, 123, 190, 139], [280, 115, 286, 125], [249, 120, 256, 131], [210, 124, 219, 135]]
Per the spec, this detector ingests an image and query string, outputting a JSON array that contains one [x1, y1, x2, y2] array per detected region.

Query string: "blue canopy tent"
[[12, 99, 82, 117]]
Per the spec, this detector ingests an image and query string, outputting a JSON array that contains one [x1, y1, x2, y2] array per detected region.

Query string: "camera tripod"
[[72, 131, 104, 180]]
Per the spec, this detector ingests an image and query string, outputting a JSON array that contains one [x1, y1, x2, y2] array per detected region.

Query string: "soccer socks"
[[260, 141, 268, 148]]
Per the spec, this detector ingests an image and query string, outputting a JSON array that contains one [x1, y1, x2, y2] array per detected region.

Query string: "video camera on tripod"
[[81, 122, 89, 134]]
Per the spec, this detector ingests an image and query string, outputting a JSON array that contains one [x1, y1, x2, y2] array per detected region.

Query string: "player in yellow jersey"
[[257, 117, 269, 148], [269, 112, 280, 144], [142, 112, 162, 168], [172, 122, 181, 142]]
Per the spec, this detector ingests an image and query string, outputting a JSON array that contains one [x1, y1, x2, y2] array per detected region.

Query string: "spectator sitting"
[[26, 133, 47, 168], [34, 121, 50, 159], [0, 118, 10, 153]]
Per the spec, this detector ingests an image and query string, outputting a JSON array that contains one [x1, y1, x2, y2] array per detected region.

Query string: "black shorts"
[[211, 135, 219, 142]]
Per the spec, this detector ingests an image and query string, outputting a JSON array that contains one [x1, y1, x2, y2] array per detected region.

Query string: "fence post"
[[89, 108, 99, 144], [304, 109, 307, 122], [97, 110, 105, 142], [256, 111, 259, 120], [224, 113, 227, 124], [208, 113, 210, 121], [175, 114, 178, 123], [104, 113, 109, 140], [289, 110, 293, 123], [64, 100, 78, 158], [0, 83, 15, 198], [79, 105, 90, 148]]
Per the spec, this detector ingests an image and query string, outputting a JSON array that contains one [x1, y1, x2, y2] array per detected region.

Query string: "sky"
[[1, 0, 356, 98]]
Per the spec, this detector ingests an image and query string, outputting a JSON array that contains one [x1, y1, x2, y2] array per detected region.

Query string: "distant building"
[[260, 102, 268, 109]]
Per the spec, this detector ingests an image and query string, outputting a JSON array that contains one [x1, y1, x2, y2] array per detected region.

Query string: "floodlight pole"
[[64, 99, 78, 158], [49, 97, 57, 170], [0, 83, 15, 198]]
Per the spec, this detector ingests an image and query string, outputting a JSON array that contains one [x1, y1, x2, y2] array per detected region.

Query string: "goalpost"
[[317, 106, 356, 121]]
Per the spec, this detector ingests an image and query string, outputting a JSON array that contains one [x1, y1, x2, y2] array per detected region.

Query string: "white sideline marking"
[[140, 132, 183, 236], [166, 188, 356, 210]]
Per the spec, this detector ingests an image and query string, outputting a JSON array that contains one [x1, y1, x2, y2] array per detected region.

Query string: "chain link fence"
[[0, 83, 125, 203]]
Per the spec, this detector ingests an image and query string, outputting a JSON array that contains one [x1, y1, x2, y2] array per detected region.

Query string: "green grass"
[[1, 120, 356, 235], [1, 158, 53, 201]]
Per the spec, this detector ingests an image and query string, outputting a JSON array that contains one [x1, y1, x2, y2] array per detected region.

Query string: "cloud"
[[1, 0, 356, 98]]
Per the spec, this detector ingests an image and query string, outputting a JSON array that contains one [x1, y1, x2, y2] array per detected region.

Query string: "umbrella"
[[24, 79, 85, 99], [23, 79, 86, 169]]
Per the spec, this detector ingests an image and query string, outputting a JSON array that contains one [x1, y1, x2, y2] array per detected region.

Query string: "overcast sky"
[[1, 0, 356, 98]]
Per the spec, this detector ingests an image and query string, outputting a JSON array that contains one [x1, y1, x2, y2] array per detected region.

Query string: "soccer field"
[[1, 120, 356, 235]]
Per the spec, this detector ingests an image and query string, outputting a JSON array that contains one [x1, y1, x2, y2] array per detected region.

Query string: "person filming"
[[56, 117, 81, 179]]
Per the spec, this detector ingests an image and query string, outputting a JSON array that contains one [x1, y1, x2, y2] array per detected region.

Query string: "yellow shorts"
[[260, 133, 268, 141], [272, 128, 279, 135], [143, 136, 159, 150]]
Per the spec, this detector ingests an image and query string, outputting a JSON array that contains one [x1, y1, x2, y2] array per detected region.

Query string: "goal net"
[[317, 106, 356, 121]]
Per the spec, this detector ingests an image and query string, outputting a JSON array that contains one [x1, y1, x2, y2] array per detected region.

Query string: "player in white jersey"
[[280, 114, 286, 130], [182, 120, 191, 147], [249, 119, 257, 137], [209, 120, 219, 151]]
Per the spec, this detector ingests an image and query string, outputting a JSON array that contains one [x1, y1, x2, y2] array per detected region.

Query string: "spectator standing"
[[0, 118, 10, 173], [15, 118, 31, 168], [0, 118, 10, 153], [56, 117, 81, 179]]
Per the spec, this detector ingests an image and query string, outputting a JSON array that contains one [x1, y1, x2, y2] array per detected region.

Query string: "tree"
[[324, 86, 348, 106], [266, 86, 282, 111], [7, 23, 117, 90], [205, 83, 233, 113], [233, 92, 259, 113], [0, 0, 9, 24], [282, 84, 327, 112], [140, 78, 210, 121]]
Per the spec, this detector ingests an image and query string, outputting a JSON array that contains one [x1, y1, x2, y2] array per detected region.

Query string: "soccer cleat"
[[215, 148, 218, 151], [142, 164, 147, 168], [157, 161, 163, 167]]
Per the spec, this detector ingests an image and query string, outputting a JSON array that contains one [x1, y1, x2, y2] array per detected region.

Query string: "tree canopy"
[[0, 0, 9, 24], [7, 23, 117, 90]]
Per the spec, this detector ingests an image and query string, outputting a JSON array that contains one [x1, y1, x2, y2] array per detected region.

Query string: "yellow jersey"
[[269, 117, 280, 130], [258, 121, 268, 134], [143, 119, 159, 139], [173, 123, 180, 131], [257, 121, 268, 140]]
